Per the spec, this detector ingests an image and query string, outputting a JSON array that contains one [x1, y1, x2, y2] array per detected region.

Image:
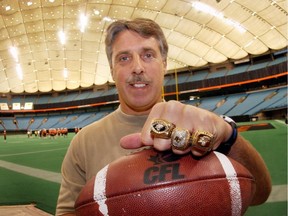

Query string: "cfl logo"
[[143, 163, 185, 184]]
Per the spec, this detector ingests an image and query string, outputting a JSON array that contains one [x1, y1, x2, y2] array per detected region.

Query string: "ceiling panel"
[[0, 0, 286, 93]]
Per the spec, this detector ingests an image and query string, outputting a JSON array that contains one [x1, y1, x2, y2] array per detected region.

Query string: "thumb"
[[120, 133, 146, 149]]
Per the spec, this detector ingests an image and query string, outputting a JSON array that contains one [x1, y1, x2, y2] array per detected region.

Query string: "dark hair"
[[105, 18, 168, 68]]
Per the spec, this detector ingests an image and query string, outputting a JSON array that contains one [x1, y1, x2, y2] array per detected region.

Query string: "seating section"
[[0, 55, 286, 108], [0, 110, 111, 131], [244, 87, 287, 115], [197, 95, 226, 111], [225, 89, 276, 116], [0, 55, 286, 131], [226, 64, 250, 76], [186, 70, 208, 82], [36, 94, 51, 104], [211, 93, 247, 115], [267, 56, 287, 66], [206, 69, 228, 79], [185, 86, 287, 118], [0, 86, 286, 132], [247, 62, 269, 71]]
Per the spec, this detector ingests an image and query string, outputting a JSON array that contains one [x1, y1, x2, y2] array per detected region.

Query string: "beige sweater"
[[56, 106, 147, 215]]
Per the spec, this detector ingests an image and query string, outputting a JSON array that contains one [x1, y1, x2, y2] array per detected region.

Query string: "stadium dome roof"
[[0, 0, 287, 93]]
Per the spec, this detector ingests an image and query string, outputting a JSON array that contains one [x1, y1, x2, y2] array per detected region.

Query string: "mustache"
[[126, 74, 151, 84]]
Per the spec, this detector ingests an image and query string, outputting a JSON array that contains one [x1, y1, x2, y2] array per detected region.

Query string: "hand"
[[120, 100, 232, 157]]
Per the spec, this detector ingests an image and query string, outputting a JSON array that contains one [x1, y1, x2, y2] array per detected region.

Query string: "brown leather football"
[[75, 148, 255, 216]]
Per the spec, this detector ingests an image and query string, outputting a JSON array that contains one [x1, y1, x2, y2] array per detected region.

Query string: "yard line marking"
[[266, 184, 287, 203], [275, 119, 287, 125], [0, 147, 67, 157], [0, 160, 61, 184]]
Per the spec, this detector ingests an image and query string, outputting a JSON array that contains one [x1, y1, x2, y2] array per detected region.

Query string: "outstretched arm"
[[120, 100, 271, 205]]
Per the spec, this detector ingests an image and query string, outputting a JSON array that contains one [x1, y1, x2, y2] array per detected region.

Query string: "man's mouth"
[[131, 83, 147, 88], [127, 74, 150, 88]]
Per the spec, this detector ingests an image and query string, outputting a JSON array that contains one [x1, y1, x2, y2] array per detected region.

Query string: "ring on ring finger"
[[191, 130, 214, 153]]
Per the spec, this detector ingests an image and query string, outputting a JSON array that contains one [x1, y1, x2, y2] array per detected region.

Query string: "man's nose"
[[132, 55, 144, 74]]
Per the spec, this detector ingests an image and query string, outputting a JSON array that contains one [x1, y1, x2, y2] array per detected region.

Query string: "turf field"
[[0, 120, 287, 215]]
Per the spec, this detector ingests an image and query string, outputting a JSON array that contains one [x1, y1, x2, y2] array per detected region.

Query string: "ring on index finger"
[[150, 119, 176, 139]]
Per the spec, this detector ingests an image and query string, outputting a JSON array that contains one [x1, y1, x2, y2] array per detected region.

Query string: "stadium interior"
[[0, 51, 287, 133], [0, 0, 287, 215]]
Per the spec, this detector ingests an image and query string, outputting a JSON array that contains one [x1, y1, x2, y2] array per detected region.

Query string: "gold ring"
[[191, 130, 214, 153], [150, 119, 176, 139], [171, 127, 191, 150]]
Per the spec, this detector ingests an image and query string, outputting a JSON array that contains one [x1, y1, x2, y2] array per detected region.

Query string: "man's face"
[[111, 30, 167, 115]]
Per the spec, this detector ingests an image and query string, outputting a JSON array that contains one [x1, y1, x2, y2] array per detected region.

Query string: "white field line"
[[0, 160, 61, 184], [266, 184, 287, 203], [275, 119, 287, 125], [0, 147, 67, 157]]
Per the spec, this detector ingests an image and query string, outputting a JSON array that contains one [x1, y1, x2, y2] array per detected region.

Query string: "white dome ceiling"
[[0, 0, 287, 93]]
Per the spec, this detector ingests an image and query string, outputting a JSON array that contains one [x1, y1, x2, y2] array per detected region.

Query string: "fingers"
[[121, 101, 231, 157], [141, 100, 229, 157], [141, 101, 179, 145], [141, 101, 184, 152], [120, 133, 144, 149]]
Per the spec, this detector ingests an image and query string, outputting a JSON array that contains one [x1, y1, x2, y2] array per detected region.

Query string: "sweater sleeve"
[[55, 134, 86, 215]]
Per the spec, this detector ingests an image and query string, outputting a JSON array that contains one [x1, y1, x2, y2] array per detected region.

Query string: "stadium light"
[[63, 68, 68, 79], [79, 13, 88, 33], [58, 30, 66, 45], [191, 2, 246, 33], [16, 63, 23, 80], [9, 46, 19, 62]]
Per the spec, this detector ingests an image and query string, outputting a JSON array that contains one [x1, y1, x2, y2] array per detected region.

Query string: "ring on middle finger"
[[171, 127, 191, 150]]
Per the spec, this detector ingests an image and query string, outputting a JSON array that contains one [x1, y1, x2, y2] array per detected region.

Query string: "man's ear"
[[163, 60, 168, 75]]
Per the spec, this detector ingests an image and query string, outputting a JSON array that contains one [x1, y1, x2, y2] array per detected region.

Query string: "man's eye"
[[144, 53, 153, 59], [120, 56, 129, 61]]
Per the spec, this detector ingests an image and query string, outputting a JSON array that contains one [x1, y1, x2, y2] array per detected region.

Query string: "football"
[[75, 147, 255, 216]]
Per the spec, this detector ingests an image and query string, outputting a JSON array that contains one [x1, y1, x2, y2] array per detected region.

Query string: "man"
[[3, 130, 6, 142], [56, 18, 271, 215]]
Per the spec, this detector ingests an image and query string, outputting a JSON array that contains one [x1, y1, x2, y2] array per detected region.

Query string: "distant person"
[[3, 130, 6, 142], [27, 130, 32, 138]]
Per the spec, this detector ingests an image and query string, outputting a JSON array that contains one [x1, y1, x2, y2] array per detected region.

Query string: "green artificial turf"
[[0, 135, 72, 214], [240, 120, 287, 215], [0, 167, 60, 214], [0, 135, 71, 172], [240, 120, 287, 185]]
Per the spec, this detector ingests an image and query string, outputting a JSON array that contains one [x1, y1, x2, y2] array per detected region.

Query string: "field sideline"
[[0, 120, 287, 215]]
